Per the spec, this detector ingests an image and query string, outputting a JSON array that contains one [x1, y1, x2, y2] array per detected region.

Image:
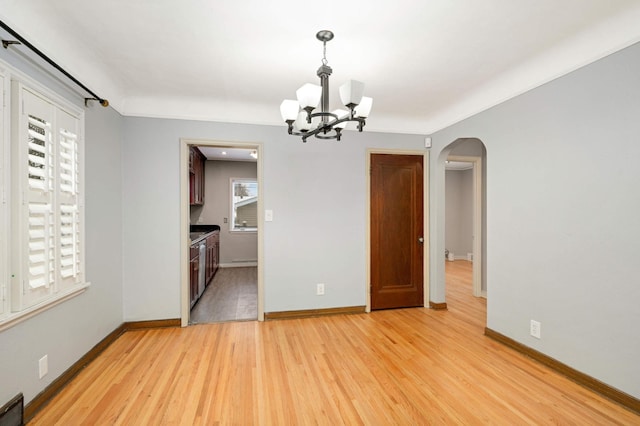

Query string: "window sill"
[[0, 282, 90, 333], [230, 228, 257, 233]]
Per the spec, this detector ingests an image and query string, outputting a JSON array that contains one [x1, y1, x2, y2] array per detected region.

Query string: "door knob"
[[418, 237, 424, 243]]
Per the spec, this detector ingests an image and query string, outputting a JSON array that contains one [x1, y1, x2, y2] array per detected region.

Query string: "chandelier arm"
[[301, 122, 334, 141], [309, 111, 339, 121], [285, 120, 295, 135], [315, 131, 339, 140], [301, 115, 368, 141], [324, 115, 367, 130]]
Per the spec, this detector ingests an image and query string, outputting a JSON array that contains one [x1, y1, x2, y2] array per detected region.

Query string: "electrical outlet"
[[316, 283, 325, 296], [39, 355, 48, 379], [530, 320, 541, 339]]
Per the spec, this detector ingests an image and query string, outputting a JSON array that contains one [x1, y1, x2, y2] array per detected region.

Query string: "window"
[[0, 62, 87, 330], [230, 178, 257, 231]]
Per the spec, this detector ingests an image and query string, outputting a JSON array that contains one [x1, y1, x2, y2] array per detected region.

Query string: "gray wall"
[[430, 42, 640, 398], [193, 160, 258, 265], [0, 50, 124, 405], [121, 119, 425, 319], [445, 168, 473, 258]]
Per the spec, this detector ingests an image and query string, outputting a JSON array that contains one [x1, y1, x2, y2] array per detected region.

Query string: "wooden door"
[[370, 154, 424, 309]]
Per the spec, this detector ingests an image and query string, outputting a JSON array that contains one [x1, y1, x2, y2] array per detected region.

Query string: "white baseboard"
[[447, 255, 472, 261], [219, 261, 257, 268]]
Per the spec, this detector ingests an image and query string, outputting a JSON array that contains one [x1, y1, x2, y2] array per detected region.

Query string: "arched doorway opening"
[[433, 138, 487, 319]]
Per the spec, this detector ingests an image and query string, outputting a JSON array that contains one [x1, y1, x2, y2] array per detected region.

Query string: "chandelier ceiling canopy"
[[280, 30, 372, 142]]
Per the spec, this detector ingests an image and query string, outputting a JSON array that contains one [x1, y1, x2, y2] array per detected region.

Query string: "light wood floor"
[[190, 267, 258, 324], [30, 261, 639, 424]]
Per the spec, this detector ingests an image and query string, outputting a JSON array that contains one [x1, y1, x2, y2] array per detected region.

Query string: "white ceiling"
[[1, 1, 640, 135], [198, 146, 257, 162]]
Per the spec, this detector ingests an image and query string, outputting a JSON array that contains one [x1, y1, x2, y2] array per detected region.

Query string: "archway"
[[431, 138, 487, 313]]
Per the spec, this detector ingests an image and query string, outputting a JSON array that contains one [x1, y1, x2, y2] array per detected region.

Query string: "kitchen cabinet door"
[[190, 253, 199, 307], [189, 147, 205, 206], [205, 230, 220, 285]]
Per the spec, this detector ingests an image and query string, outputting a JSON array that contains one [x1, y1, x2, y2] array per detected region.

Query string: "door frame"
[[447, 155, 483, 297], [179, 138, 265, 326], [366, 149, 430, 312]]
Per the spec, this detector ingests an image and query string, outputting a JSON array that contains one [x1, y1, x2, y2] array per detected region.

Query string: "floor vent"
[[0, 393, 23, 426]]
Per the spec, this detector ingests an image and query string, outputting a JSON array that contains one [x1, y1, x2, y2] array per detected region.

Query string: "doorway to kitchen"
[[180, 139, 264, 327]]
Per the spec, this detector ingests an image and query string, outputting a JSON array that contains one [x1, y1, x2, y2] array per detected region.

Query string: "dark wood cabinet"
[[205, 230, 220, 285], [190, 228, 220, 307], [189, 244, 200, 308], [189, 146, 205, 205]]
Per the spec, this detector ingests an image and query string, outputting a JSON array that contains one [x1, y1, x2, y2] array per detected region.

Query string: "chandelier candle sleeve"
[[280, 30, 372, 142]]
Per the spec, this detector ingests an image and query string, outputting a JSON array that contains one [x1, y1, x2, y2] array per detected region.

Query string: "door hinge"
[[0, 284, 5, 301]]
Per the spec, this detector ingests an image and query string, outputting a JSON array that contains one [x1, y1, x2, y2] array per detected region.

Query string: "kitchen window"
[[0, 61, 88, 331], [230, 178, 257, 231]]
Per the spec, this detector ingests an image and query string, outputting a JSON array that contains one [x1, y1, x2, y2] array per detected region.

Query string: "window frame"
[[229, 177, 258, 232], [0, 58, 89, 332], [0, 67, 8, 318]]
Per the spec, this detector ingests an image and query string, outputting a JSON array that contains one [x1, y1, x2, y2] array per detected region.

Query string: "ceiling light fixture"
[[280, 30, 372, 143]]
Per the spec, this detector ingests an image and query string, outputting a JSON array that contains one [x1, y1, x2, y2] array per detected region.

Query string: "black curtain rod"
[[0, 19, 109, 107]]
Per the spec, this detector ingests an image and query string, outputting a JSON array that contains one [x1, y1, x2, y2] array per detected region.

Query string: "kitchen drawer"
[[190, 245, 200, 260]]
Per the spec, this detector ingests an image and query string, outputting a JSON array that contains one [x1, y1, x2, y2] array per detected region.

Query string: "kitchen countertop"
[[189, 224, 220, 244]]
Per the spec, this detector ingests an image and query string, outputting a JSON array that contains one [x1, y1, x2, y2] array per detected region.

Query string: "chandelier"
[[279, 30, 373, 142]]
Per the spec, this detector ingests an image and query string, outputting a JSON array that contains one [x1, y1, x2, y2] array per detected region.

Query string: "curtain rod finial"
[[2, 39, 21, 49], [85, 97, 109, 107]]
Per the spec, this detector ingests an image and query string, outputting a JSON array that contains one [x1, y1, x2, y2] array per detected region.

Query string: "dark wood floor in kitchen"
[[190, 266, 257, 323]]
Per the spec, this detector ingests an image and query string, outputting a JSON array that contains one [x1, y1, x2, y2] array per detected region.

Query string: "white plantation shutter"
[[20, 90, 55, 306], [12, 85, 85, 310], [0, 68, 86, 327], [56, 110, 81, 289], [27, 203, 54, 290]]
